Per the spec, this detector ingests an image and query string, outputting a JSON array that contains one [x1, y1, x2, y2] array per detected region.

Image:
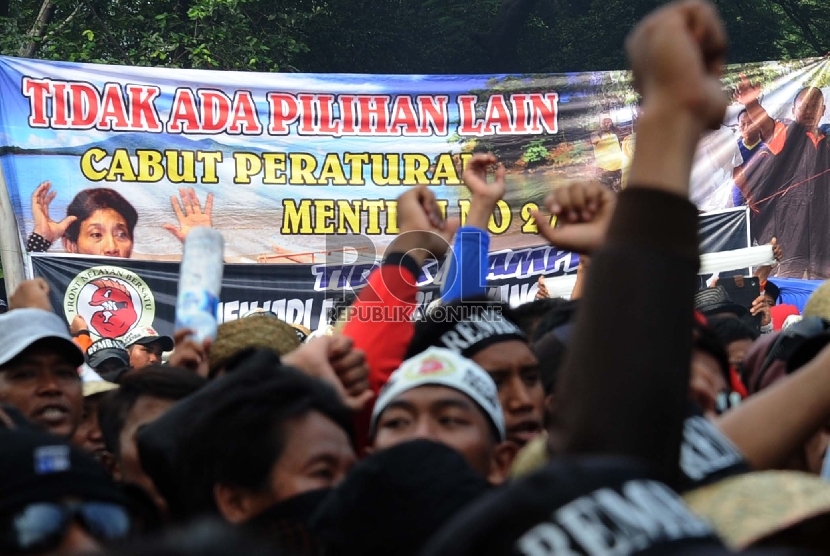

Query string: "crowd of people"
[[5, 1, 830, 554]]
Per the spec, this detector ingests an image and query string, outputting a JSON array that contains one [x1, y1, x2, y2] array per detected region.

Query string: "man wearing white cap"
[[370, 347, 515, 485], [122, 326, 174, 370], [0, 308, 85, 438]]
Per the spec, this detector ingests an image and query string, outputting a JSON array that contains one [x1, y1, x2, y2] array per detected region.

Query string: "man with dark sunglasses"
[[0, 429, 134, 555]]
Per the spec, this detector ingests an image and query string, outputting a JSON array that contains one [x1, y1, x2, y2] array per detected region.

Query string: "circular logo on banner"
[[63, 266, 155, 340]]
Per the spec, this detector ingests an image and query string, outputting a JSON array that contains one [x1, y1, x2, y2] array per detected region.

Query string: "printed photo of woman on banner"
[[25, 182, 214, 259]]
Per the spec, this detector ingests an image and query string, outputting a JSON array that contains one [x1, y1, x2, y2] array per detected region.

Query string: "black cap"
[[694, 286, 748, 318], [86, 338, 130, 369], [764, 281, 781, 304], [420, 456, 731, 556], [310, 440, 489, 556], [0, 429, 131, 514], [787, 334, 830, 374]]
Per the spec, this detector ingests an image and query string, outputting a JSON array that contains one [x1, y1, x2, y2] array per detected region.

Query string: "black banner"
[[34, 256, 342, 339], [31, 208, 750, 340], [699, 208, 750, 254]]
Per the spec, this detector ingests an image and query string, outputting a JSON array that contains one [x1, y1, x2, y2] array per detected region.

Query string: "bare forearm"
[[559, 99, 705, 483], [570, 260, 589, 300], [754, 265, 772, 284], [744, 100, 775, 141], [465, 198, 494, 231], [558, 190, 699, 484], [718, 350, 830, 470], [627, 107, 702, 198]]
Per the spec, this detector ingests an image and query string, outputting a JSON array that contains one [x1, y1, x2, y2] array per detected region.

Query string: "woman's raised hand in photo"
[[31, 181, 76, 243], [162, 187, 215, 242]]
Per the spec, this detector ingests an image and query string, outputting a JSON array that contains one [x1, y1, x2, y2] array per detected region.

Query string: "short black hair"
[[64, 188, 138, 243], [532, 332, 566, 395], [531, 299, 580, 342], [737, 109, 749, 121], [708, 316, 760, 345], [179, 354, 354, 515], [98, 366, 206, 458], [510, 297, 573, 339], [693, 322, 731, 385]]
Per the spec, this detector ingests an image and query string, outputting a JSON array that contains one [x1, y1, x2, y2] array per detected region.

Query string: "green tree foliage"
[[0, 0, 828, 74], [1, 0, 314, 70], [522, 139, 549, 166]]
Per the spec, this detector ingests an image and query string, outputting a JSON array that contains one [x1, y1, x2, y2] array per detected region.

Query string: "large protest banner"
[[1, 55, 829, 279]]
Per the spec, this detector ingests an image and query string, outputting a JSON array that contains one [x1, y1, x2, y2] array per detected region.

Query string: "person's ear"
[[62, 237, 78, 253], [545, 393, 555, 418], [213, 483, 275, 524], [487, 441, 518, 486]]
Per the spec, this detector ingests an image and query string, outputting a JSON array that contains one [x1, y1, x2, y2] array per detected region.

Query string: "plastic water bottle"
[[175, 227, 224, 342]]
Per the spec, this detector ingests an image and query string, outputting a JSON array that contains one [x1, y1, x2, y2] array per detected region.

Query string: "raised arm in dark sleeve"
[[556, 187, 700, 486]]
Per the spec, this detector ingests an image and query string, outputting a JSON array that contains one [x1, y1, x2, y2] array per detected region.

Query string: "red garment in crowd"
[[770, 304, 800, 331], [343, 261, 420, 394], [729, 367, 748, 398], [343, 258, 420, 454]]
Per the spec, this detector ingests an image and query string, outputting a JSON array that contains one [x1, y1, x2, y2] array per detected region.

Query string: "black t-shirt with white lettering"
[[420, 456, 732, 556], [678, 403, 751, 493]]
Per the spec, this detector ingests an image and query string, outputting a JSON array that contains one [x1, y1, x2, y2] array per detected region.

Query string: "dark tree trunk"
[[18, 0, 56, 58], [474, 0, 540, 73], [172, 0, 194, 68]]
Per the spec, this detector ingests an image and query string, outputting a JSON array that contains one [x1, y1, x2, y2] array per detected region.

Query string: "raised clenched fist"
[[625, 0, 728, 130]]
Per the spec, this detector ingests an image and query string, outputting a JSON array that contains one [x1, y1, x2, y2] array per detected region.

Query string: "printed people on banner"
[[26, 183, 214, 258], [731, 109, 770, 207], [590, 113, 624, 192], [619, 105, 642, 190], [735, 76, 830, 278], [690, 125, 742, 211]]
